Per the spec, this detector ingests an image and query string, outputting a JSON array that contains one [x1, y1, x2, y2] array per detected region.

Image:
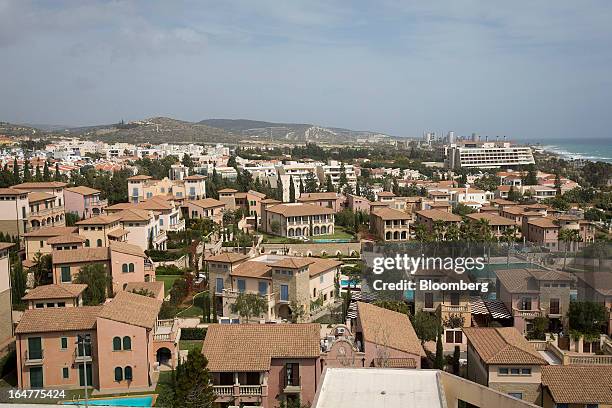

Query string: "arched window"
[[85, 239, 90, 247], [114, 367, 123, 382], [96, 239, 102, 247], [321, 226, 327, 234], [128, 263, 135, 273], [124, 366, 133, 381], [113, 337, 121, 351], [385, 231, 392, 240], [122, 336, 131, 350], [122, 264, 128, 273]]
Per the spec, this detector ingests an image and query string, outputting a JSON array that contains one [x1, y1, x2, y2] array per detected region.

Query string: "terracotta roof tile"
[[15, 306, 102, 334], [266, 203, 334, 217], [203, 324, 321, 372], [76, 214, 121, 225], [542, 365, 612, 404], [23, 226, 78, 237], [463, 327, 546, 365], [22, 283, 87, 301], [27, 192, 55, 202], [230, 261, 272, 279], [308, 258, 342, 277], [52, 247, 109, 264], [270, 257, 314, 269], [47, 234, 86, 245], [109, 241, 146, 258], [205, 253, 250, 264], [123, 281, 164, 296], [12, 181, 67, 189], [371, 207, 411, 221], [187, 198, 225, 209], [416, 209, 462, 222], [65, 186, 100, 195], [466, 213, 516, 226], [98, 291, 162, 329]]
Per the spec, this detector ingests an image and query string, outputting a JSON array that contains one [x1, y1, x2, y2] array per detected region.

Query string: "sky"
[[1, 0, 611, 140]]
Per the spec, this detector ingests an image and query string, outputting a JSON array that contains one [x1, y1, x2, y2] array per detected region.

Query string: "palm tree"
[[432, 220, 446, 242], [501, 226, 517, 267], [559, 228, 580, 270]]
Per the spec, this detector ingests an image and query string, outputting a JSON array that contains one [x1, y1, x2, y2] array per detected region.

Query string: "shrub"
[[155, 264, 184, 276], [181, 327, 207, 340], [146, 249, 185, 262]]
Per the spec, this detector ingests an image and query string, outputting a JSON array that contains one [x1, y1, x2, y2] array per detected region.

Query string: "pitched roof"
[[127, 175, 152, 181], [574, 271, 612, 296], [15, 306, 102, 334], [466, 213, 516, 226], [205, 252, 250, 264], [377, 191, 396, 197], [462, 327, 547, 365], [230, 261, 272, 279], [23, 226, 78, 237], [261, 198, 281, 204], [357, 302, 424, 357], [298, 192, 339, 201], [203, 324, 321, 372], [527, 217, 558, 228], [27, 191, 55, 202], [47, 234, 86, 245], [269, 257, 314, 269], [115, 208, 155, 222], [308, 258, 343, 277], [106, 228, 129, 238], [98, 291, 162, 329], [52, 247, 109, 264], [22, 283, 87, 301], [184, 174, 206, 180], [123, 281, 164, 296], [109, 241, 146, 258], [416, 209, 462, 222], [76, 214, 121, 225], [371, 207, 411, 221], [266, 203, 334, 217], [12, 181, 67, 189], [542, 365, 612, 404], [187, 198, 225, 209], [218, 188, 238, 193], [496, 268, 573, 293], [0, 188, 26, 196], [65, 186, 100, 195], [247, 190, 266, 198], [0, 242, 15, 251]]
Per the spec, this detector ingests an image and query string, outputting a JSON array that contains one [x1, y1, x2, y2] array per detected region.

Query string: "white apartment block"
[[447, 141, 535, 169], [316, 160, 357, 189]]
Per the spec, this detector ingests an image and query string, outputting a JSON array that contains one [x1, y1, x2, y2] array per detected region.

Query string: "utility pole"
[[77, 334, 91, 408]]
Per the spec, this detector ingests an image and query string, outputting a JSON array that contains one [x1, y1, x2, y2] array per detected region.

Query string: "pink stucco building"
[[64, 186, 107, 219]]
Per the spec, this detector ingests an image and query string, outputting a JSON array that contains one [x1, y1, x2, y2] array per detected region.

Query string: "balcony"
[[165, 219, 186, 232], [73, 349, 93, 363], [512, 308, 543, 319], [213, 385, 263, 397], [24, 349, 44, 365], [153, 318, 179, 342], [154, 230, 167, 244], [441, 304, 469, 313], [213, 385, 233, 396], [283, 376, 301, 393]]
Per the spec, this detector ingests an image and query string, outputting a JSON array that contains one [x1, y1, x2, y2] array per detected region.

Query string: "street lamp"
[[76, 334, 91, 408]]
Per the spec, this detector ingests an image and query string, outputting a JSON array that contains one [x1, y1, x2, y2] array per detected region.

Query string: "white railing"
[[213, 385, 233, 396], [512, 308, 543, 318], [441, 304, 469, 313], [166, 219, 186, 232], [239, 385, 262, 395], [569, 355, 612, 365], [154, 231, 167, 242], [528, 340, 548, 351]]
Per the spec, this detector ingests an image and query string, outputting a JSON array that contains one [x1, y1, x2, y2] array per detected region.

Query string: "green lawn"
[[260, 226, 355, 243], [315, 226, 355, 240], [179, 340, 204, 354], [157, 275, 182, 296]]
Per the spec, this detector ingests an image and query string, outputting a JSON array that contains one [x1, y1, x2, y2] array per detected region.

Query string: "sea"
[[529, 137, 612, 163]]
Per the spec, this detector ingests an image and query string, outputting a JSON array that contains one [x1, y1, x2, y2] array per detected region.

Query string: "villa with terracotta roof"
[[464, 327, 547, 404], [22, 283, 87, 309], [12, 182, 67, 231], [127, 173, 206, 203], [64, 186, 107, 219], [415, 209, 462, 232], [541, 365, 612, 408], [496, 269, 573, 334], [208, 254, 342, 322], [466, 212, 517, 238], [574, 271, 612, 336], [203, 323, 321, 408], [75, 214, 128, 249], [262, 203, 335, 238], [183, 197, 225, 224], [370, 207, 411, 241], [105, 195, 185, 233], [22, 226, 79, 261], [15, 291, 179, 393], [297, 192, 344, 212]]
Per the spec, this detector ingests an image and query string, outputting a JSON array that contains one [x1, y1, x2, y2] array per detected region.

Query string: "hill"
[[0, 122, 42, 137]]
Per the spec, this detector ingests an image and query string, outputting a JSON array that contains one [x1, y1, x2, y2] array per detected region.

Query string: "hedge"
[[181, 327, 207, 340], [155, 265, 184, 276]]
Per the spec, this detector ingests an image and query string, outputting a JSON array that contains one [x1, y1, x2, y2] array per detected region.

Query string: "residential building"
[[75, 214, 128, 249], [370, 207, 411, 241], [105, 196, 185, 233], [446, 141, 535, 169], [26, 191, 66, 231], [208, 254, 341, 322], [22, 283, 87, 309], [345, 194, 371, 214], [313, 368, 540, 408], [0, 188, 30, 237], [183, 198, 225, 224], [202, 323, 321, 408], [463, 327, 547, 404], [15, 291, 179, 392], [23, 226, 79, 262], [262, 203, 335, 238], [496, 269, 573, 334], [316, 160, 357, 189], [574, 271, 612, 336], [415, 209, 462, 233], [64, 186, 107, 219], [541, 365, 612, 408], [218, 189, 266, 220], [0, 242, 14, 351], [297, 192, 344, 213], [466, 213, 517, 238], [115, 209, 167, 251], [127, 174, 206, 203]]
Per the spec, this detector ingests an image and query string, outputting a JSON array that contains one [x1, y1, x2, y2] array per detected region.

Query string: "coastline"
[[528, 139, 612, 164]]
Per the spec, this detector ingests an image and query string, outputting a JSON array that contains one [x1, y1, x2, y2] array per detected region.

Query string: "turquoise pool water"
[[64, 395, 154, 407], [341, 279, 360, 287], [313, 238, 352, 243]]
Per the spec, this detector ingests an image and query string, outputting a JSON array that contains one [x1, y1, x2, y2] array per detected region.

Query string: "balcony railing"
[[73, 349, 93, 362], [86, 199, 108, 208], [24, 349, 44, 365], [154, 231, 167, 243], [441, 304, 469, 313], [239, 385, 262, 395], [213, 385, 233, 396], [154, 318, 179, 341], [213, 385, 263, 397], [513, 308, 543, 318], [165, 219, 186, 232]]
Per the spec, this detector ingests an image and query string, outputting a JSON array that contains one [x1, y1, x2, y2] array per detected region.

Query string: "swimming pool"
[[63, 395, 155, 407], [313, 238, 352, 243]]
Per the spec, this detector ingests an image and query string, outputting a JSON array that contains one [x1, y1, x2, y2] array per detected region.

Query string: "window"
[[113, 337, 122, 351], [114, 367, 123, 382], [237, 279, 246, 293], [128, 263, 135, 273], [61, 266, 71, 283], [319, 275, 324, 283], [85, 239, 90, 247], [508, 393, 522, 400], [62, 367, 69, 379], [280, 284, 289, 301], [39, 240, 43, 248], [424, 292, 434, 309], [521, 368, 531, 375], [550, 298, 560, 315], [159, 218, 164, 226], [96, 239, 102, 247], [258, 281, 267, 296], [586, 405, 599, 408], [122, 263, 128, 273], [124, 366, 133, 381], [58, 302, 65, 307], [122, 336, 131, 350], [450, 292, 460, 306], [216, 278, 224, 293], [61, 337, 68, 350], [285, 363, 300, 386], [510, 368, 520, 375], [498, 368, 509, 375], [35, 303, 44, 308]]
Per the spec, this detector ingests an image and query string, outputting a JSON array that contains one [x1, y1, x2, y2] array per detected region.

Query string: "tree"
[[559, 228, 581, 269], [194, 293, 211, 323], [325, 174, 334, 192], [304, 173, 318, 193], [65, 212, 80, 226], [12, 158, 20, 184], [410, 311, 439, 346], [526, 317, 549, 340], [554, 172, 562, 196], [43, 160, 51, 181], [22, 159, 31, 182], [31, 253, 52, 287], [270, 220, 281, 234], [452, 345, 460, 375], [181, 153, 194, 169], [164, 350, 215, 408], [74, 263, 111, 305], [231, 293, 267, 323], [567, 301, 607, 336], [289, 300, 307, 323], [289, 176, 296, 203], [453, 203, 474, 216], [507, 185, 522, 202], [434, 327, 444, 369], [11, 259, 27, 306], [276, 174, 284, 201]]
